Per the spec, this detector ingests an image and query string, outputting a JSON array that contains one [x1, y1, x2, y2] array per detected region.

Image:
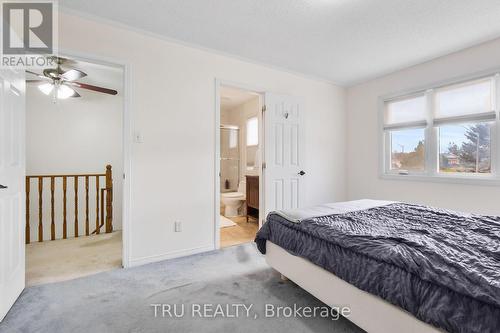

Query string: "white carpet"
[[220, 215, 237, 228]]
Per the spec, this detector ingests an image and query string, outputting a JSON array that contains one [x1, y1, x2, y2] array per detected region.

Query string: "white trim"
[[129, 245, 214, 267], [122, 63, 132, 268], [214, 79, 266, 250], [494, 75, 500, 177], [258, 96, 265, 227], [425, 90, 438, 176], [433, 111, 496, 125], [58, 6, 341, 87], [380, 173, 500, 186], [379, 68, 500, 185], [383, 120, 427, 131], [58, 48, 133, 268], [215, 79, 221, 250]]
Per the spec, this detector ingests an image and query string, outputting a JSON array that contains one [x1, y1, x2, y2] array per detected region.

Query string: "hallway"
[[26, 231, 122, 286]]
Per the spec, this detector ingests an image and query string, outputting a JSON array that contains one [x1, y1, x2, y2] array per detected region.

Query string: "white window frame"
[[379, 70, 500, 186]]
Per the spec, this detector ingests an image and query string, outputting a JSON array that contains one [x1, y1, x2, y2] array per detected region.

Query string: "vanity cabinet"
[[245, 175, 259, 222]]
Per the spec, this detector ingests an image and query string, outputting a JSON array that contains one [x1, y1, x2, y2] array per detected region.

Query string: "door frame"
[[214, 79, 266, 249], [30, 49, 133, 268]]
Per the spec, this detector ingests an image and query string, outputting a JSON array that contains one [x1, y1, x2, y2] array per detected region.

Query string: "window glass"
[[435, 80, 492, 119], [246, 117, 258, 146], [439, 123, 491, 174], [385, 95, 426, 125], [390, 128, 425, 171]]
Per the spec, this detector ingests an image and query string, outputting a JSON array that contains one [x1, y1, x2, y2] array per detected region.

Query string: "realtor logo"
[[1, 0, 57, 68]]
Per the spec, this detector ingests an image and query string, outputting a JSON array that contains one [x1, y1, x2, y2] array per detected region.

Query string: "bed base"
[[265, 241, 444, 333]]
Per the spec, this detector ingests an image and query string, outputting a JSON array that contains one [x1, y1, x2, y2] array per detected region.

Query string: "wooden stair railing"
[[25, 165, 113, 244]]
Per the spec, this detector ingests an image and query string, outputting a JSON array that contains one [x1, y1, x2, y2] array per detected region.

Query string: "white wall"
[[347, 37, 500, 215], [26, 64, 123, 241], [58, 12, 347, 266]]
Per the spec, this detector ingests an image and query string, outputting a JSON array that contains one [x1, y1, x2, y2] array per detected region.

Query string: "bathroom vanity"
[[245, 175, 259, 222]]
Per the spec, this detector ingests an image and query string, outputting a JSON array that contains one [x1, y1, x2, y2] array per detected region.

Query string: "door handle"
[[298, 170, 306, 176], [0, 184, 7, 189]]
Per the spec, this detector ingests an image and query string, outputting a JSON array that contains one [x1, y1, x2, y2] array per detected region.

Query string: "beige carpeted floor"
[[26, 231, 122, 286]]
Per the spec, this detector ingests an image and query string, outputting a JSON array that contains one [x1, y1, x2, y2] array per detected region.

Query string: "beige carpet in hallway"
[[26, 231, 122, 286]]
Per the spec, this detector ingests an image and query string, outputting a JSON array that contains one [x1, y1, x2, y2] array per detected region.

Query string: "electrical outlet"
[[134, 131, 143, 143], [174, 221, 182, 232]]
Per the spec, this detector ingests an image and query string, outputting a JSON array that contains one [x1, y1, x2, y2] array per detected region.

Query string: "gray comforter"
[[255, 203, 500, 333]]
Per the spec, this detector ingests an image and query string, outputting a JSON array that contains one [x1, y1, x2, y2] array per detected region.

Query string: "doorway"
[[217, 84, 263, 248], [24, 55, 125, 285]]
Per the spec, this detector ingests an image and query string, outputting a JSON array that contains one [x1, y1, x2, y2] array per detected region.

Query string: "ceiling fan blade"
[[61, 69, 87, 81], [70, 89, 81, 98], [25, 70, 51, 81], [26, 79, 46, 83], [26, 70, 41, 76], [68, 82, 117, 95]]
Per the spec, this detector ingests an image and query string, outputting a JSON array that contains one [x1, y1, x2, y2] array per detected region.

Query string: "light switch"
[[174, 221, 182, 232]]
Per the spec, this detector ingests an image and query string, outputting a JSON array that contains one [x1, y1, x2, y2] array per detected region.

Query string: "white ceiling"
[[60, 0, 500, 86], [220, 86, 259, 111]]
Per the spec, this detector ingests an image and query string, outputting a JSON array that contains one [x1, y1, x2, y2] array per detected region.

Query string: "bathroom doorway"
[[217, 84, 263, 248]]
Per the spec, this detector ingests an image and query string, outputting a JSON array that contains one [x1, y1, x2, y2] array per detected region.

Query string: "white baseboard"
[[129, 244, 215, 267]]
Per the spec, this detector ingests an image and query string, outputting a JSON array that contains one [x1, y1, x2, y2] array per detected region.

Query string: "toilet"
[[221, 180, 246, 217]]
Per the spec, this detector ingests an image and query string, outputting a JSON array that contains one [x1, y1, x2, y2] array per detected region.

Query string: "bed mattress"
[[255, 201, 500, 333]]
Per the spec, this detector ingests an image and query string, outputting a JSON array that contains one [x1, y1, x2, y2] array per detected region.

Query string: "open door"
[[0, 69, 25, 321], [263, 93, 305, 216]]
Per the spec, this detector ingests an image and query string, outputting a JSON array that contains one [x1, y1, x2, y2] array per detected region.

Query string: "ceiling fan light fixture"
[[57, 84, 76, 99], [28, 61, 117, 98], [38, 83, 54, 95]]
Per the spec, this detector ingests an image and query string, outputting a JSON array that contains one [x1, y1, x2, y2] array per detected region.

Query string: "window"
[[439, 123, 491, 174], [390, 128, 425, 172], [246, 117, 258, 146], [381, 75, 499, 182], [384, 95, 428, 174]]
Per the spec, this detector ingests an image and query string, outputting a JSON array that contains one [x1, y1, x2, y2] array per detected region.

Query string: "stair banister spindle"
[[96, 176, 100, 234], [105, 165, 113, 234], [74, 176, 78, 237], [85, 176, 89, 236], [100, 188, 105, 234], [50, 176, 55, 240], [24, 166, 112, 243], [63, 176, 67, 239], [38, 177, 43, 242]]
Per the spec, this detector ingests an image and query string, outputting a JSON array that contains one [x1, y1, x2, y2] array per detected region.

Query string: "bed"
[[255, 200, 500, 333]]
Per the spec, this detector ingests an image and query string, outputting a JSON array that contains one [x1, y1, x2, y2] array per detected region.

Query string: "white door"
[[0, 69, 25, 322], [263, 93, 305, 216]]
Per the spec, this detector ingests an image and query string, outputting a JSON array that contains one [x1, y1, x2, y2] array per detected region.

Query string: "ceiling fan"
[[26, 57, 118, 102]]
